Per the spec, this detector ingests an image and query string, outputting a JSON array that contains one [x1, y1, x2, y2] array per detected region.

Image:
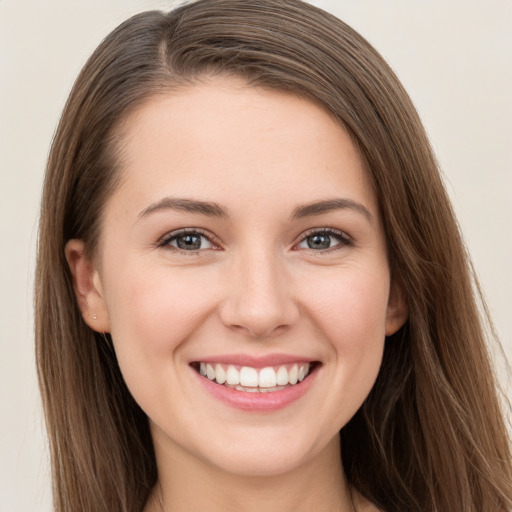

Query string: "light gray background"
[[1, 1, 510, 510]]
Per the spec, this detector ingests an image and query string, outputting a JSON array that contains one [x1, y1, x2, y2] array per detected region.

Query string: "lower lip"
[[194, 367, 318, 412]]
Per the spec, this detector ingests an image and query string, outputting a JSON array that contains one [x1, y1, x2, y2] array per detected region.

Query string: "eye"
[[160, 230, 215, 252], [296, 229, 351, 252]]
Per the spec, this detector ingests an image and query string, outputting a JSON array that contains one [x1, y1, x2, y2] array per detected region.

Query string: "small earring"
[[92, 313, 97, 320]]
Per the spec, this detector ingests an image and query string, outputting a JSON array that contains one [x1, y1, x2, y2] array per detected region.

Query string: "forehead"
[[109, 78, 377, 218]]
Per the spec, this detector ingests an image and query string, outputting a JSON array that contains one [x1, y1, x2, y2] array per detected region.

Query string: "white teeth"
[[258, 385, 285, 393], [226, 365, 240, 385], [240, 386, 259, 393], [240, 366, 259, 387], [198, 361, 313, 390], [276, 366, 288, 386], [215, 364, 226, 384], [206, 363, 215, 381], [288, 364, 299, 385], [298, 363, 310, 382], [258, 367, 277, 388], [233, 385, 286, 393]]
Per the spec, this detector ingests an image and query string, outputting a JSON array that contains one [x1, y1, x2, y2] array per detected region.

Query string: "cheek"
[[303, 264, 389, 406], [306, 264, 390, 341], [102, 260, 218, 379], [101, 262, 225, 421]]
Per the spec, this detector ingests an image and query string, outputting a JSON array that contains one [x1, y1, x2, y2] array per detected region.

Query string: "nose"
[[218, 250, 300, 338]]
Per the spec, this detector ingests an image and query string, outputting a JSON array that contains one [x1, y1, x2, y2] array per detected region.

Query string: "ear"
[[385, 277, 408, 336], [65, 239, 110, 333]]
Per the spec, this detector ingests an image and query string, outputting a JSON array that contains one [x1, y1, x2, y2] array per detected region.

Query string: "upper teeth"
[[199, 362, 311, 388]]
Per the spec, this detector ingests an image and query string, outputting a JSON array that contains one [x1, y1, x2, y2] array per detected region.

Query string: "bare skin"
[[143, 434, 379, 512], [145, 435, 350, 512], [67, 78, 405, 512]]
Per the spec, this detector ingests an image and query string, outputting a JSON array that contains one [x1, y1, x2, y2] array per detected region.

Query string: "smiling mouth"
[[191, 361, 317, 393]]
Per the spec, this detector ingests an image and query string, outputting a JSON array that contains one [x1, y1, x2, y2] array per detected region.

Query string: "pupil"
[[307, 233, 331, 250], [177, 234, 201, 250]]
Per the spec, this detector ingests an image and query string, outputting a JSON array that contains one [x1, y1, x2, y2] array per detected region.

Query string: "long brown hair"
[[35, 1, 512, 510]]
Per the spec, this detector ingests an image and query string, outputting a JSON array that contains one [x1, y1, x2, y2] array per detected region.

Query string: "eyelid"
[[293, 227, 353, 252], [157, 228, 222, 251], [156, 226, 352, 254]]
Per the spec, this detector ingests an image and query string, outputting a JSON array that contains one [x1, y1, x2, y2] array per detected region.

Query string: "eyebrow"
[[138, 197, 228, 219], [137, 196, 372, 222], [291, 198, 373, 222]]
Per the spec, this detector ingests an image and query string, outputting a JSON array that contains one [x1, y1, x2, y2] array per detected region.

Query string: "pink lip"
[[190, 353, 314, 368], [192, 363, 319, 412]]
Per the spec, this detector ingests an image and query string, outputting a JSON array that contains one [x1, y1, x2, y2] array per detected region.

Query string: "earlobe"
[[64, 239, 110, 332], [385, 278, 409, 336]]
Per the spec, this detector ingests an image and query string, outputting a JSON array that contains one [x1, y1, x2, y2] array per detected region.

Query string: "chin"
[[195, 427, 338, 478]]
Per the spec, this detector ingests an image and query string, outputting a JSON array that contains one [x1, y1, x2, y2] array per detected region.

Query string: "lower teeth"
[[224, 383, 289, 393]]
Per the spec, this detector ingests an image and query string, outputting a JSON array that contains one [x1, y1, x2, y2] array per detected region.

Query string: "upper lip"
[[189, 353, 318, 368]]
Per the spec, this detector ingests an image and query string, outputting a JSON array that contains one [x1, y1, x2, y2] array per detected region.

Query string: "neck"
[[145, 431, 356, 512]]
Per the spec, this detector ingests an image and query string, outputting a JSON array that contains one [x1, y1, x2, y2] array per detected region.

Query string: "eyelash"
[[157, 228, 220, 254], [157, 227, 352, 254], [294, 227, 352, 253]]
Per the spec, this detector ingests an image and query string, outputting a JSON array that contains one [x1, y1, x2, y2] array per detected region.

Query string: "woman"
[[35, 0, 512, 510]]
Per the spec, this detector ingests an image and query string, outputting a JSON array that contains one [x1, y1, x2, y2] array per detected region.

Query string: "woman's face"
[[68, 78, 406, 477]]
